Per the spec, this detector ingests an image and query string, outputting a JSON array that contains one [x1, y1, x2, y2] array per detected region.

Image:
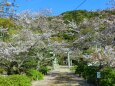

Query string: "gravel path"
[[32, 66, 94, 86]]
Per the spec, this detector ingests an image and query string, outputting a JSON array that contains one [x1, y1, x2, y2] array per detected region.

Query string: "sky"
[[14, 0, 111, 16]]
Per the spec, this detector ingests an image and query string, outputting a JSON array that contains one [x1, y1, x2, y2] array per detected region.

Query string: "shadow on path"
[[32, 66, 95, 86]]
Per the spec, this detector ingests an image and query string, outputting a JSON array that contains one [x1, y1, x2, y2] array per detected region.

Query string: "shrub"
[[22, 60, 37, 70], [75, 60, 87, 76], [0, 76, 11, 86], [75, 59, 99, 84], [26, 69, 44, 80], [0, 68, 5, 74], [70, 65, 78, 73], [100, 67, 115, 86], [0, 75, 31, 86], [75, 60, 115, 86], [39, 66, 50, 75], [83, 66, 98, 84], [8, 75, 31, 86]]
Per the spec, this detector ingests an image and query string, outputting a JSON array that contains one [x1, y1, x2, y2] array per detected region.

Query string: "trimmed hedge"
[[0, 75, 31, 86]]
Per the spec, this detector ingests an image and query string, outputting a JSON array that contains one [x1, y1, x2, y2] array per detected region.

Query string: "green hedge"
[[0, 75, 31, 86]]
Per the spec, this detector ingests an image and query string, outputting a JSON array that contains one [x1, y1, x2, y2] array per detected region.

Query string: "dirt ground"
[[32, 66, 94, 86]]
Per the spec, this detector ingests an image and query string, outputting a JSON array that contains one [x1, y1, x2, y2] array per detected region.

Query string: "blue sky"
[[15, 0, 111, 15]]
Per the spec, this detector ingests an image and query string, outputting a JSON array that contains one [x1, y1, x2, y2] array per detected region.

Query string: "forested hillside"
[[0, 9, 115, 86]]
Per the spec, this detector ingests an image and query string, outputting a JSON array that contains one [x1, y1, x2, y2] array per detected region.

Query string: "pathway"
[[32, 66, 94, 86]]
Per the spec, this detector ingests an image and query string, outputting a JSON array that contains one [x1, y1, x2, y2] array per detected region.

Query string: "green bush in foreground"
[[83, 66, 98, 84], [75, 62, 115, 86], [0, 76, 11, 86], [26, 69, 44, 80], [100, 67, 115, 86], [0, 75, 31, 86]]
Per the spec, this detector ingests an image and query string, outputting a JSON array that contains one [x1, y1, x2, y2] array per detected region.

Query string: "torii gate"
[[50, 50, 72, 69], [49, 42, 72, 69]]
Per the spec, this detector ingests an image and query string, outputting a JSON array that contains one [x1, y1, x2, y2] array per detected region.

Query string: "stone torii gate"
[[50, 50, 72, 69]]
